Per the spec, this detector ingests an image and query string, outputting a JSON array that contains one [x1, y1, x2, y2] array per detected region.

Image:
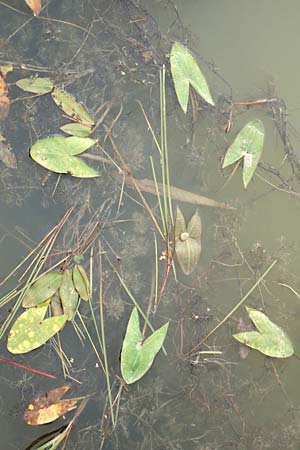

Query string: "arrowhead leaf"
[[121, 308, 169, 384], [222, 120, 265, 188], [30, 136, 99, 178], [175, 207, 202, 275], [233, 307, 294, 358], [170, 42, 214, 114]]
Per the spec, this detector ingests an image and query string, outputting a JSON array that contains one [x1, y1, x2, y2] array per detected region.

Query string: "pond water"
[[1, 1, 300, 449]]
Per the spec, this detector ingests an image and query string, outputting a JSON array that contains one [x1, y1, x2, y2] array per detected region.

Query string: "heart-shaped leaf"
[[22, 272, 63, 308], [222, 120, 265, 188], [60, 123, 92, 137], [16, 77, 54, 94], [175, 207, 202, 275], [7, 305, 67, 354], [30, 136, 99, 178], [73, 264, 90, 301], [24, 386, 77, 425], [121, 307, 169, 384], [232, 307, 294, 358], [170, 42, 214, 114], [60, 269, 79, 320], [51, 89, 94, 126]]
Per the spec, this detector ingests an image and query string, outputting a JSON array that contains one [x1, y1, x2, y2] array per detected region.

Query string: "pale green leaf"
[[222, 120, 265, 188], [30, 136, 99, 178], [52, 89, 94, 126], [170, 42, 214, 114], [7, 305, 67, 354], [73, 265, 90, 301], [60, 270, 79, 320], [16, 77, 54, 94], [233, 307, 294, 358], [121, 307, 168, 384], [60, 123, 92, 137], [22, 272, 63, 308], [175, 207, 202, 275]]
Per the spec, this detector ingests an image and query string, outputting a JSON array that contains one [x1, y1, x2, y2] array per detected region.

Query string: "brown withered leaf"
[[0, 71, 9, 122], [24, 386, 78, 425], [24, 0, 42, 16], [0, 141, 17, 169]]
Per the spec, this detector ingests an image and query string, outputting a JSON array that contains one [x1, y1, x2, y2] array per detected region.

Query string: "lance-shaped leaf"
[[30, 136, 99, 178], [170, 42, 214, 114], [222, 120, 265, 188], [24, 386, 77, 425], [73, 264, 90, 301], [121, 307, 169, 384], [16, 77, 54, 94], [22, 272, 63, 308], [232, 307, 294, 358], [60, 123, 92, 137], [7, 305, 67, 354], [24, 0, 41, 16], [175, 207, 202, 275], [52, 89, 94, 126], [60, 269, 79, 320]]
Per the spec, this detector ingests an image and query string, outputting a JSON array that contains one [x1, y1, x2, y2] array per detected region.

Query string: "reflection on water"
[[1, 1, 300, 449]]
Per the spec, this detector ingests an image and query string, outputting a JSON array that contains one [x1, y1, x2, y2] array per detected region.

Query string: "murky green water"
[[1, 1, 300, 449]]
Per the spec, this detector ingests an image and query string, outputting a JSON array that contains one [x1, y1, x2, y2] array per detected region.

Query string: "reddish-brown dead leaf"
[[24, 386, 78, 425], [24, 0, 42, 16], [0, 71, 9, 122]]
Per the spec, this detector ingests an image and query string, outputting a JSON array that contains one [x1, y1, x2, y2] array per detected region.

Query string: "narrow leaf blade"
[[16, 77, 54, 94]]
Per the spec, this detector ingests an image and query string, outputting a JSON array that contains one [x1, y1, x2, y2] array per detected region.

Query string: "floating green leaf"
[[73, 265, 90, 301], [60, 270, 79, 320], [170, 42, 214, 114], [7, 304, 67, 354], [52, 89, 94, 126], [60, 123, 92, 137], [222, 120, 265, 188], [30, 136, 99, 178], [175, 207, 202, 275], [232, 307, 294, 358], [22, 272, 63, 308], [121, 307, 168, 384], [16, 77, 54, 94]]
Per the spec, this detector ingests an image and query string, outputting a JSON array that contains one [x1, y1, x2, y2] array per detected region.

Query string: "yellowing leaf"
[[24, 386, 77, 425], [0, 70, 9, 122], [60, 123, 92, 137], [24, 0, 42, 16], [7, 305, 67, 354], [51, 89, 94, 126]]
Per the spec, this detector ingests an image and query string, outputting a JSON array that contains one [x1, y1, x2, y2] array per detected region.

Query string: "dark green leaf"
[[170, 42, 214, 114]]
